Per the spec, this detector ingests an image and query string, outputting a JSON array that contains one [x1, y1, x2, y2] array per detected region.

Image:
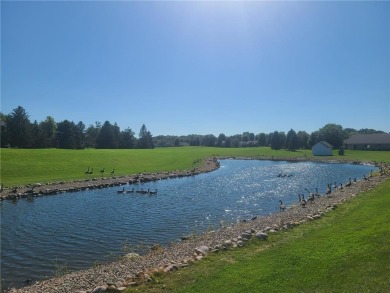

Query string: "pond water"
[[0, 159, 377, 289]]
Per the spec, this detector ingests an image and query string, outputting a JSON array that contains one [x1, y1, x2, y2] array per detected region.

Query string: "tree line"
[[0, 106, 385, 150]]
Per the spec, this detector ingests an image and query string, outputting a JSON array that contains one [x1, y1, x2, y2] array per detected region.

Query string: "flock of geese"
[[279, 173, 372, 211], [117, 187, 158, 195]]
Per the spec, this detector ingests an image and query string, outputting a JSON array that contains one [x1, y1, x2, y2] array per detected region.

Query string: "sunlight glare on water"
[[0, 159, 377, 289]]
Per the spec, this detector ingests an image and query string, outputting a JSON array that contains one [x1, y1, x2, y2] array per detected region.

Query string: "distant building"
[[312, 141, 333, 156], [344, 133, 390, 151]]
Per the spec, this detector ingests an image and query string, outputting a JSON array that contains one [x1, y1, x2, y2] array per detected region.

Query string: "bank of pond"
[[0, 159, 378, 290]]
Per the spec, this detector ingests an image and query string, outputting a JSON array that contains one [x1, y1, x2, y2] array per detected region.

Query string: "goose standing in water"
[[279, 200, 286, 211], [149, 189, 158, 195], [299, 194, 307, 207]]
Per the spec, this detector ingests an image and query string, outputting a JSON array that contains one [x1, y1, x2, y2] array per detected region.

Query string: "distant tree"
[[119, 128, 136, 149], [0, 112, 9, 147], [174, 138, 180, 147], [344, 128, 357, 138], [286, 129, 299, 151], [224, 137, 231, 148], [217, 133, 226, 147], [231, 138, 240, 148], [189, 135, 201, 146], [297, 131, 309, 149], [201, 134, 217, 147], [242, 132, 250, 142], [85, 123, 101, 148], [7, 106, 32, 148], [96, 121, 119, 149], [30, 120, 43, 148], [39, 116, 57, 148], [318, 123, 345, 148], [307, 131, 319, 148], [257, 133, 267, 146], [357, 128, 385, 134], [270, 131, 283, 150], [56, 120, 77, 149], [137, 124, 154, 149]]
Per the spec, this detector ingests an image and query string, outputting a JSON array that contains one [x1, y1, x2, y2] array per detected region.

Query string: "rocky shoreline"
[[4, 159, 390, 293], [0, 158, 220, 201]]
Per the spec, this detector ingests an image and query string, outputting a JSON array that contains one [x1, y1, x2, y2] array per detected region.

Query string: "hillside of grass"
[[125, 177, 390, 293], [1, 147, 389, 187]]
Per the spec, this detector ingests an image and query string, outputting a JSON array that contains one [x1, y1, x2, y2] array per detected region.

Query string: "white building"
[[312, 141, 333, 156]]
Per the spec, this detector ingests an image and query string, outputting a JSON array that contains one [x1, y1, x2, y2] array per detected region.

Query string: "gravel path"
[[4, 160, 389, 293]]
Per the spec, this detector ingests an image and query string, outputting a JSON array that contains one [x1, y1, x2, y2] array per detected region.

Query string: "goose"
[[85, 167, 90, 175], [136, 188, 144, 194], [279, 200, 286, 211], [300, 194, 307, 207], [305, 188, 315, 202], [339, 183, 343, 190], [110, 169, 115, 175], [325, 184, 332, 195], [315, 188, 320, 197], [117, 187, 126, 194], [149, 189, 158, 195], [127, 188, 135, 193], [345, 178, 352, 187]]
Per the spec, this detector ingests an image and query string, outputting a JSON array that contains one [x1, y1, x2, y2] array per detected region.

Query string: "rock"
[[241, 232, 252, 240], [224, 240, 233, 246], [195, 245, 210, 255], [92, 286, 107, 293], [117, 287, 127, 292], [195, 255, 204, 261], [126, 282, 137, 287], [256, 232, 268, 240]]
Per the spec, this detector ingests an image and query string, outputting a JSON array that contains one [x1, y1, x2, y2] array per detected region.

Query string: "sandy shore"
[[4, 159, 390, 293]]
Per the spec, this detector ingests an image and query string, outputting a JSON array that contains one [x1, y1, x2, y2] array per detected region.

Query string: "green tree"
[[286, 129, 299, 151], [297, 131, 309, 149], [0, 112, 9, 147], [137, 124, 154, 149], [119, 128, 136, 149], [270, 131, 283, 150], [318, 123, 346, 148], [7, 106, 32, 148], [307, 131, 319, 148], [96, 121, 119, 149], [201, 134, 217, 147], [85, 123, 101, 148], [39, 116, 57, 147], [56, 120, 77, 149], [257, 133, 267, 146], [217, 133, 226, 147]]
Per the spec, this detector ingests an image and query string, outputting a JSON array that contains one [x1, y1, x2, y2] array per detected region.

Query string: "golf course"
[[1, 147, 389, 293]]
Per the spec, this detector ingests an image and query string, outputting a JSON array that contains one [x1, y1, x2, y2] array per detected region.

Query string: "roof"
[[314, 141, 333, 148], [344, 133, 390, 145]]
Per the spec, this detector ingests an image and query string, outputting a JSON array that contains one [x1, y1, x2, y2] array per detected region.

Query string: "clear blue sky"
[[1, 1, 389, 136]]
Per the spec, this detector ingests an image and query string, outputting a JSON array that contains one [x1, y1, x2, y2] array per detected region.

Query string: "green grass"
[[1, 147, 389, 187], [125, 178, 390, 293]]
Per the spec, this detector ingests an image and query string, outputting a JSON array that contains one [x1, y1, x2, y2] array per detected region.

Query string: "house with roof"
[[344, 133, 390, 151], [312, 141, 333, 156]]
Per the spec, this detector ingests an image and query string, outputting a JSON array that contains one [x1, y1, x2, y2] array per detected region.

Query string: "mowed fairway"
[[1, 147, 389, 187], [1, 147, 305, 186]]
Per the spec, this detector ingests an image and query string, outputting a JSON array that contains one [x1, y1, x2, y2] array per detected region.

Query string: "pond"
[[0, 159, 377, 289]]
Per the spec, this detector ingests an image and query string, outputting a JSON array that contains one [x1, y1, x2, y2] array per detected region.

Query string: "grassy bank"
[[1, 147, 389, 187], [126, 178, 390, 293]]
